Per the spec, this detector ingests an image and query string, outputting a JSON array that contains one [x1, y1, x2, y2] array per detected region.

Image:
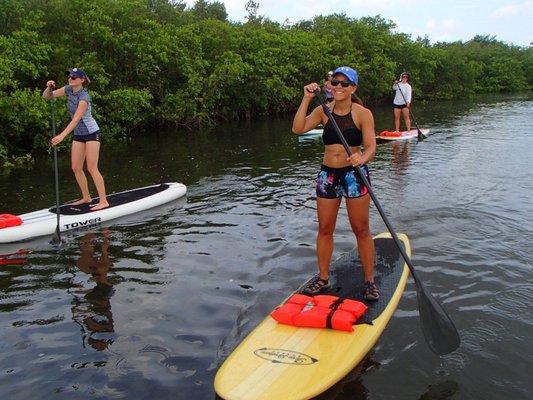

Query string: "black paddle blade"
[[416, 284, 460, 355], [417, 129, 426, 142]]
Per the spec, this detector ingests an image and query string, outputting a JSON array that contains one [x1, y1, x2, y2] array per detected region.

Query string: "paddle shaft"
[[395, 82, 424, 139], [50, 87, 61, 244]]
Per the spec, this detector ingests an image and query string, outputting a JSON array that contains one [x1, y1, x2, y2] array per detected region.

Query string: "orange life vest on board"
[[0, 214, 22, 229], [378, 130, 402, 137], [271, 294, 367, 332]]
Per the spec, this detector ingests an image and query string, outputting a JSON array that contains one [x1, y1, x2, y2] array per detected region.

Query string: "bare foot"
[[90, 202, 109, 211], [70, 198, 92, 206]]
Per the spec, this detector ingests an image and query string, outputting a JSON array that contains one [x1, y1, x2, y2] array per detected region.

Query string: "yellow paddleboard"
[[215, 232, 411, 400]]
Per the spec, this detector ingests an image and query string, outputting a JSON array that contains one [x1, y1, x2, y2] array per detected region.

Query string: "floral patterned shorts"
[[316, 164, 370, 199]]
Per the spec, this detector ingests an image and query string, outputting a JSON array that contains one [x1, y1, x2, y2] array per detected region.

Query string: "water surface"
[[0, 94, 532, 399]]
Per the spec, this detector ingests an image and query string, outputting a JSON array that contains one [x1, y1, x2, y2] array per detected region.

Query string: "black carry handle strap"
[[325, 298, 345, 329]]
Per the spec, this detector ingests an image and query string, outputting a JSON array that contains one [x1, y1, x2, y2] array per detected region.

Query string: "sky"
[[184, 0, 532, 46]]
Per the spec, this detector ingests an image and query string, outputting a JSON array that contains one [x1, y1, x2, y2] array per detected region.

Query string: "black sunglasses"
[[330, 79, 352, 88], [68, 75, 81, 80]]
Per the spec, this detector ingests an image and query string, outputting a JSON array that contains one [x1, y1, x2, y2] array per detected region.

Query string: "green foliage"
[[0, 88, 61, 153], [433, 36, 529, 97], [0, 17, 51, 91], [521, 47, 533, 87], [0, 143, 7, 162], [1, 152, 34, 171], [0, 0, 530, 162], [244, 0, 261, 24], [203, 50, 253, 118], [191, 0, 227, 21], [97, 88, 154, 137]]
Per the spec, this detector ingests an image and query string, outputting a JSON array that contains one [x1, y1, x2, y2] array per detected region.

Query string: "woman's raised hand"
[[303, 83, 320, 99]]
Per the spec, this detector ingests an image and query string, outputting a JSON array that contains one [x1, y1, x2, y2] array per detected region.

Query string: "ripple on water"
[[0, 97, 532, 400]]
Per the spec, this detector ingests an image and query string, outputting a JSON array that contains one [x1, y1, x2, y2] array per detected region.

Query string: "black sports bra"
[[322, 110, 363, 147]]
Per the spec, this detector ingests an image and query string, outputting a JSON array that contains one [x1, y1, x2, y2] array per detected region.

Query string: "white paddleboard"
[[0, 182, 186, 243], [377, 128, 430, 141], [297, 128, 323, 139]]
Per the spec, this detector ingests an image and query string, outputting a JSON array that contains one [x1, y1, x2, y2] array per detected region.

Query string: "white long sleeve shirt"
[[392, 82, 412, 105]]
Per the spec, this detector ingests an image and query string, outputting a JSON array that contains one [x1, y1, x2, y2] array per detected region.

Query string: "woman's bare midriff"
[[322, 144, 362, 167]]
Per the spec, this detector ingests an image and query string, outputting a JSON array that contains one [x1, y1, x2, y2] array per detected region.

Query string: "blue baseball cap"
[[67, 68, 88, 79], [333, 66, 358, 85]]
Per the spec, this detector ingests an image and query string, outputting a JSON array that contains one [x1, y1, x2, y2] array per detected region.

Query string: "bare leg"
[[346, 194, 375, 282], [71, 141, 91, 204], [85, 141, 109, 210], [402, 107, 411, 131], [316, 197, 342, 280], [394, 108, 401, 132]]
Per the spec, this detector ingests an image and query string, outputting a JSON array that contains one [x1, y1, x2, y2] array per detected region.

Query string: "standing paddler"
[[43, 68, 109, 210]]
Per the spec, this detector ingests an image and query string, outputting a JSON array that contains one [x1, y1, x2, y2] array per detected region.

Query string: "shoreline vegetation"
[[1, 0, 531, 168]]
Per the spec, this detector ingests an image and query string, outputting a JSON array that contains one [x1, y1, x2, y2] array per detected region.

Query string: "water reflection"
[[70, 230, 115, 351], [313, 356, 379, 399], [417, 380, 460, 399], [313, 354, 459, 400], [391, 141, 411, 173], [0, 249, 29, 266]]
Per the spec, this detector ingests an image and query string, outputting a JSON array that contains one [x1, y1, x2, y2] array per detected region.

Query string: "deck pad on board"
[[311, 237, 405, 324], [50, 184, 170, 215]]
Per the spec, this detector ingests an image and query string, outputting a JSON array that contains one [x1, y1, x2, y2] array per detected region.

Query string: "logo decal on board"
[[253, 348, 318, 365], [64, 217, 102, 229]]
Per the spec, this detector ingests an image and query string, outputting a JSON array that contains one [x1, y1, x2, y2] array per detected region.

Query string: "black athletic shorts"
[[73, 131, 100, 143]]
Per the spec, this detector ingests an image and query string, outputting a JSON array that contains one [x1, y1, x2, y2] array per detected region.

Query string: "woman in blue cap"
[[43, 68, 109, 210], [292, 66, 379, 300]]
